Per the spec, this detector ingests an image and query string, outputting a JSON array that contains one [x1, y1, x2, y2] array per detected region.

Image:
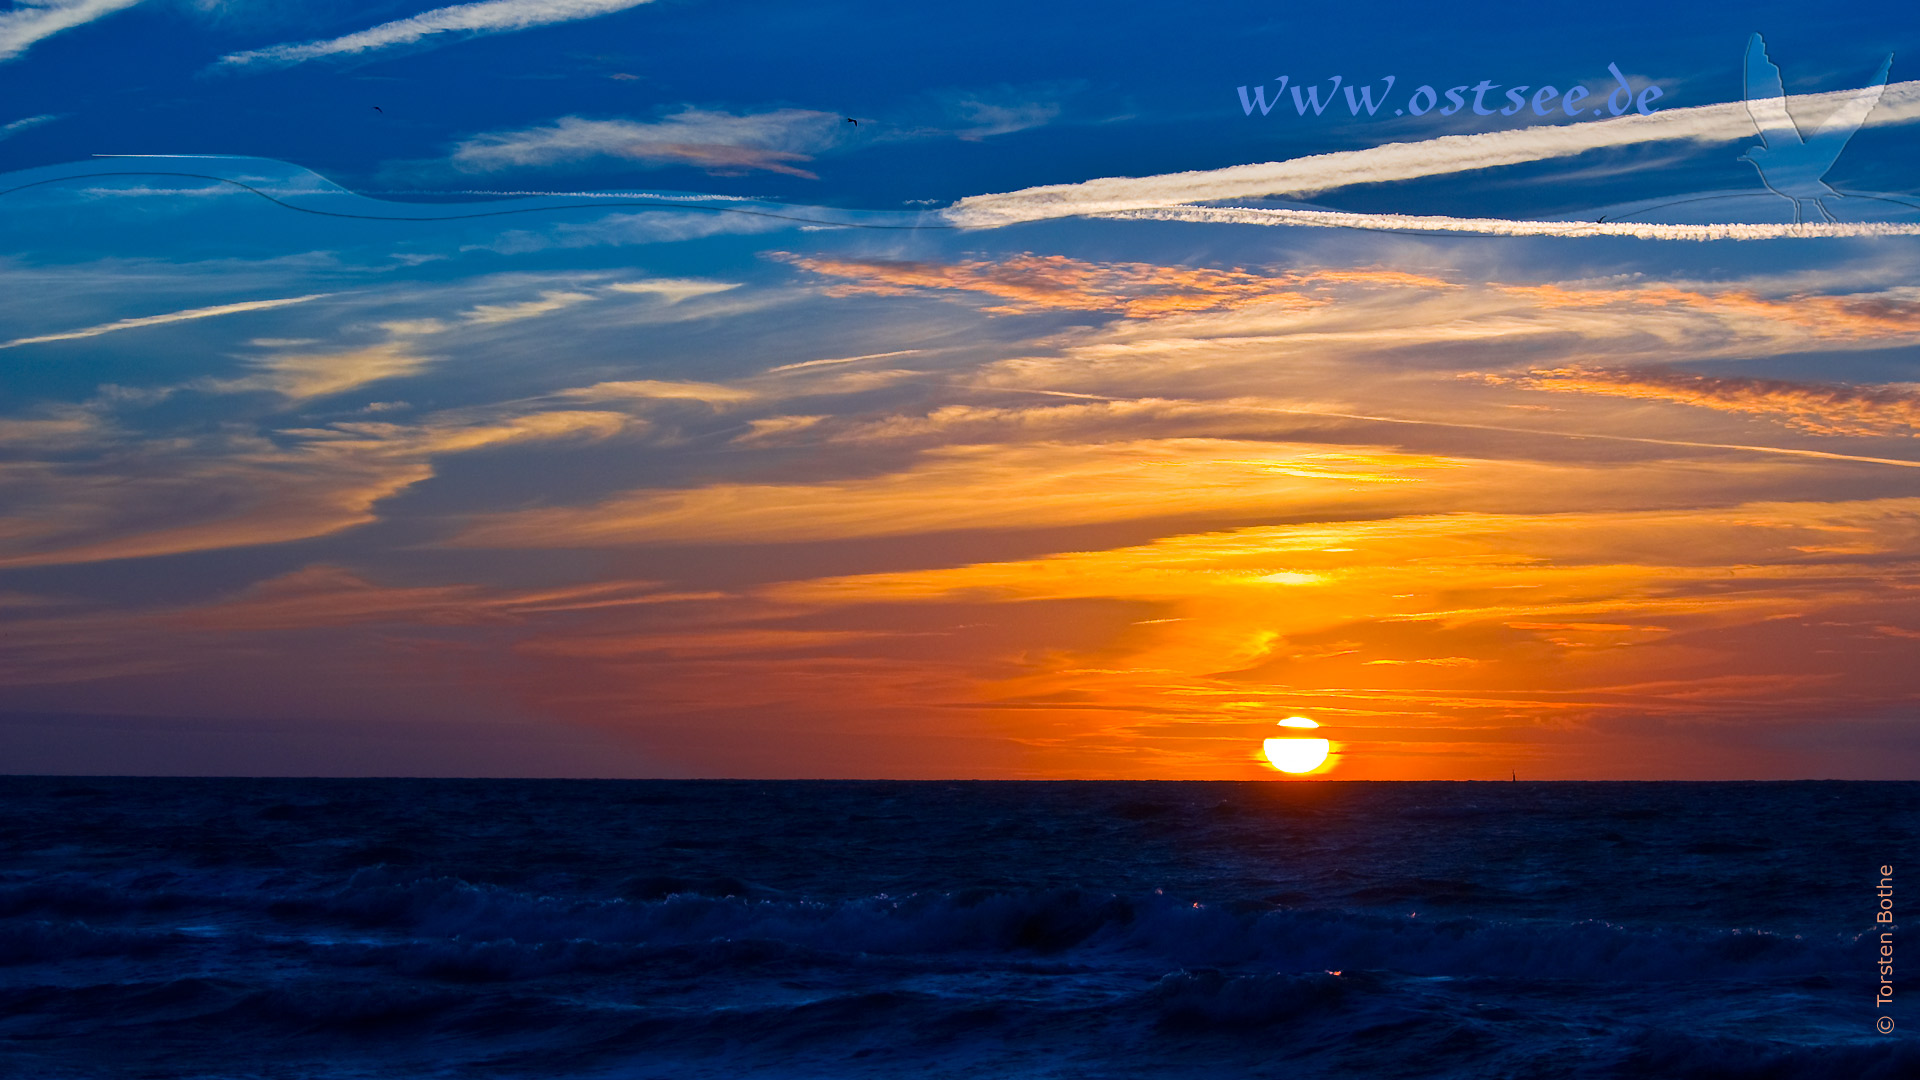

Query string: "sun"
[[1263, 716, 1331, 774]]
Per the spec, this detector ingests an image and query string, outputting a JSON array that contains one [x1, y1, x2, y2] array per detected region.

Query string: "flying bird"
[[1738, 32, 1892, 223], [845, 117, 858, 126], [372, 106, 383, 113]]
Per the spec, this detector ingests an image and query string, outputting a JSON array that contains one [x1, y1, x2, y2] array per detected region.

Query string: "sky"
[[3, 0, 1920, 779]]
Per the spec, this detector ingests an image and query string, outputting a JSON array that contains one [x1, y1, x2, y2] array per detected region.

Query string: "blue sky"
[[4, 1, 1920, 778], [3, 1, 1915, 210]]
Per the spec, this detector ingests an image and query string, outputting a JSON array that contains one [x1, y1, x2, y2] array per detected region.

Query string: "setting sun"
[[1263, 718, 1332, 774]]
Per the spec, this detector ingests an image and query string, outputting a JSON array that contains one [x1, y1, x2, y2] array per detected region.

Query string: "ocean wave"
[[1619, 1029, 1920, 1080], [3, 779, 1908, 1078], [4, 865, 1816, 986], [325, 874, 1828, 979], [0, 920, 173, 966]]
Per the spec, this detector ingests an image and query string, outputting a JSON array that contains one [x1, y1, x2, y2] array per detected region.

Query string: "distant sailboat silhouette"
[[1738, 33, 1892, 223]]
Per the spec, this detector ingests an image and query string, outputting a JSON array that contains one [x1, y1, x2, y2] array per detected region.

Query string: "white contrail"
[[943, 81, 1920, 228], [218, 0, 656, 67], [1, 295, 329, 350], [1098, 204, 1920, 240], [0, 0, 143, 63], [0, 113, 57, 139]]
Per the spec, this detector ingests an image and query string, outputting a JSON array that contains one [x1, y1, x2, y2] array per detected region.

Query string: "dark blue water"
[[1, 779, 1914, 1078]]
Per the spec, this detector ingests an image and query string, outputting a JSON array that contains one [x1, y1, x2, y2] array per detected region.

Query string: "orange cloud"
[[202, 342, 437, 401], [1500, 367, 1920, 437], [775, 253, 1452, 317], [1496, 283, 1920, 340]]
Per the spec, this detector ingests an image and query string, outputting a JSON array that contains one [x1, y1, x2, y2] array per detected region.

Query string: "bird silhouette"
[[844, 116, 858, 126], [1738, 33, 1891, 223], [372, 105, 383, 113]]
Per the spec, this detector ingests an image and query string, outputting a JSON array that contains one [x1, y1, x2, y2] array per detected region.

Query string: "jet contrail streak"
[[1094, 204, 1920, 240], [0, 295, 329, 349], [944, 81, 1920, 229]]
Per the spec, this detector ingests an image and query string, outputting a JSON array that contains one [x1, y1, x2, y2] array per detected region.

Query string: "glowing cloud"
[[204, 342, 439, 401], [449, 440, 1460, 547], [1493, 283, 1920, 338], [451, 110, 844, 178], [778, 252, 1452, 317], [559, 379, 755, 404], [1501, 368, 1920, 438]]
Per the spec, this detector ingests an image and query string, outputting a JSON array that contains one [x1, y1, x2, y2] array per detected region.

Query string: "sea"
[[1, 778, 1914, 1079]]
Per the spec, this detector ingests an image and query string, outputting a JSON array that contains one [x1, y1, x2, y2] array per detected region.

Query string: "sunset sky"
[[2, 0, 1919, 778]]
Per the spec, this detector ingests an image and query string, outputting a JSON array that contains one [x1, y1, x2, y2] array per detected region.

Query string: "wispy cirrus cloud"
[[216, 0, 656, 68], [0, 0, 142, 63], [201, 284, 609, 399], [559, 379, 754, 405], [451, 110, 846, 179], [0, 294, 328, 350], [0, 410, 105, 448], [942, 94, 1061, 141], [174, 566, 708, 632], [459, 288, 596, 324], [470, 209, 791, 255], [0, 409, 630, 569], [449, 439, 1459, 548]]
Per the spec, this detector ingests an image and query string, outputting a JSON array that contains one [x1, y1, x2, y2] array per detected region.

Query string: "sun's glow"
[[1263, 737, 1331, 774], [1277, 716, 1319, 729]]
